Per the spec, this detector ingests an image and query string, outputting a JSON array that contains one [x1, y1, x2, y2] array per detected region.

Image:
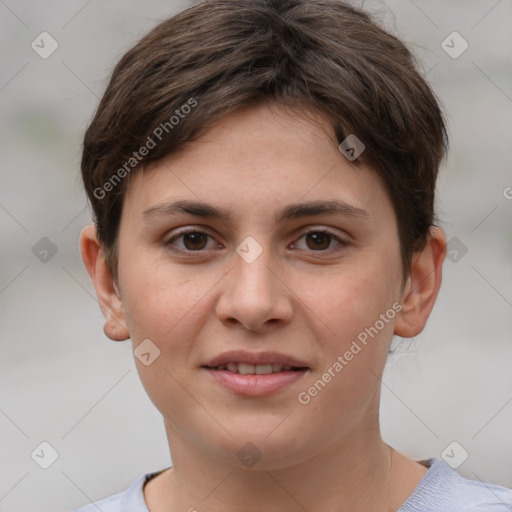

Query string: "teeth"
[[255, 364, 273, 375], [226, 362, 238, 373], [238, 363, 255, 375], [214, 363, 295, 374]]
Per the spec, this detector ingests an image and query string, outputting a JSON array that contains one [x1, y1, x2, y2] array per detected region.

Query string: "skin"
[[81, 102, 446, 512]]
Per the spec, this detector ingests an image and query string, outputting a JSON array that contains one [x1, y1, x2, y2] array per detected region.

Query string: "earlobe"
[[394, 227, 447, 338], [79, 224, 130, 342]]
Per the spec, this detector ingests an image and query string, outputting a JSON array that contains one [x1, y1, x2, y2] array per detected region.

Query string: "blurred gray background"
[[1, 1, 511, 510]]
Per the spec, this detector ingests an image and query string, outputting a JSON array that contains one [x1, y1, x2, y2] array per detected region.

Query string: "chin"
[[208, 426, 314, 471]]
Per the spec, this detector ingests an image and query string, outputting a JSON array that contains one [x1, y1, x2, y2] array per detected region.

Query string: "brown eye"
[[166, 230, 216, 252], [181, 232, 208, 250], [293, 229, 348, 253], [305, 232, 331, 250]]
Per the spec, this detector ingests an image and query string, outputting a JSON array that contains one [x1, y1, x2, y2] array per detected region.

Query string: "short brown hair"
[[81, 0, 448, 280]]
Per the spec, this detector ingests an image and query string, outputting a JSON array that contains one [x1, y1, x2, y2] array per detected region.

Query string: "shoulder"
[[400, 458, 512, 512], [72, 468, 168, 512], [72, 489, 125, 512]]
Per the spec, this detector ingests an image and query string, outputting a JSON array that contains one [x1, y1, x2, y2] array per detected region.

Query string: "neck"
[[148, 421, 404, 512]]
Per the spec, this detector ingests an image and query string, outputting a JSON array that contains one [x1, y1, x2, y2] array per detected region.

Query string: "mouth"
[[202, 363, 308, 374], [200, 351, 310, 396]]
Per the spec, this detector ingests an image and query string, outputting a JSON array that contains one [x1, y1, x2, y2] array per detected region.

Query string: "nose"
[[215, 241, 293, 332]]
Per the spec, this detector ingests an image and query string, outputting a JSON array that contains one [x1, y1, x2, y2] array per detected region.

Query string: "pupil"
[[307, 232, 330, 250], [184, 233, 206, 250]]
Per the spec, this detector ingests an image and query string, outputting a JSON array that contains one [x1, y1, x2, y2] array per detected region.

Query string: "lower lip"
[[202, 368, 308, 396]]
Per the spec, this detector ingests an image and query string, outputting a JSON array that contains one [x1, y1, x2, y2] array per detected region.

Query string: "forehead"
[[122, 102, 394, 226]]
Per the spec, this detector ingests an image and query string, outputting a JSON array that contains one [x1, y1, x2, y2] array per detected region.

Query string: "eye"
[[165, 229, 218, 252], [292, 229, 348, 253], [165, 228, 349, 255]]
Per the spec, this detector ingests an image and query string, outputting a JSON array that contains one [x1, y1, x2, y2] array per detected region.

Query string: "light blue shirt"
[[73, 458, 512, 511]]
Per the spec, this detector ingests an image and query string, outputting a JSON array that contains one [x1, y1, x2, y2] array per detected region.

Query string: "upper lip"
[[202, 350, 309, 368]]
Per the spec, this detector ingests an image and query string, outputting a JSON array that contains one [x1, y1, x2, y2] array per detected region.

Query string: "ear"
[[394, 226, 447, 338], [80, 224, 130, 341]]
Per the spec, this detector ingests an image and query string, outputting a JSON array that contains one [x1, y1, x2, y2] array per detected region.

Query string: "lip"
[[200, 350, 310, 397], [202, 367, 309, 396], [201, 350, 310, 368]]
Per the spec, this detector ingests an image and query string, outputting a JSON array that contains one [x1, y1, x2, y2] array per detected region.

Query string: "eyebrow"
[[142, 199, 370, 224]]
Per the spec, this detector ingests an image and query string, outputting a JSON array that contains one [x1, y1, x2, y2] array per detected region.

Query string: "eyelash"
[[165, 228, 349, 255]]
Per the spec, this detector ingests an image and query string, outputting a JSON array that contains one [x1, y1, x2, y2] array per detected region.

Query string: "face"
[[110, 102, 409, 469]]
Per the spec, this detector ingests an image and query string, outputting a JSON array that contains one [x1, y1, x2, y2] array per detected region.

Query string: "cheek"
[[297, 257, 399, 340], [297, 281, 395, 429], [119, 248, 200, 339], [292, 257, 398, 410], [119, 266, 206, 420]]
